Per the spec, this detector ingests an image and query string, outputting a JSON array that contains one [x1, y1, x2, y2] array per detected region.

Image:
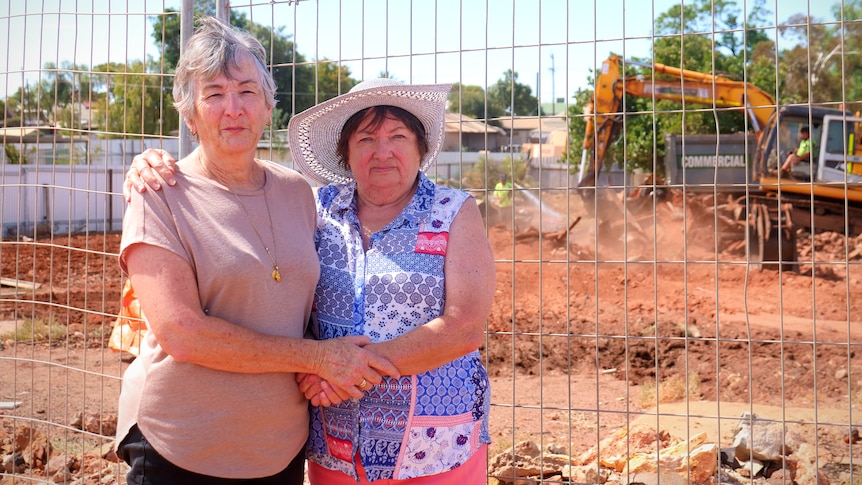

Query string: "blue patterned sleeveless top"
[[306, 173, 491, 481]]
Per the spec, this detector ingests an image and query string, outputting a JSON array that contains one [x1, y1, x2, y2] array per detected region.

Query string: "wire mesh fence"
[[1, 0, 861, 483]]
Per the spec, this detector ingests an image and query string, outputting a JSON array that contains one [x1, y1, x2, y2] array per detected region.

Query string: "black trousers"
[[118, 425, 306, 485]]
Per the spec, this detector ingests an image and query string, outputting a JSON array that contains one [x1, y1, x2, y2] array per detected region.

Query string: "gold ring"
[[359, 378, 368, 390]]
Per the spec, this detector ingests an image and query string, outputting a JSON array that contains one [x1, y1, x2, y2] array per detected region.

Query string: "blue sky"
[[1, 0, 839, 104]]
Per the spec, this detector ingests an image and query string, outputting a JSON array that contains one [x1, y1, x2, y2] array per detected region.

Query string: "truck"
[[581, 54, 862, 270]]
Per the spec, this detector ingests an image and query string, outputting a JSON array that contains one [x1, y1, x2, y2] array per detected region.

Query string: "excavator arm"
[[580, 54, 776, 187]]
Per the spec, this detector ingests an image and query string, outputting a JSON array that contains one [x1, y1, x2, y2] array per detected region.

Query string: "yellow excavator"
[[581, 54, 862, 269]]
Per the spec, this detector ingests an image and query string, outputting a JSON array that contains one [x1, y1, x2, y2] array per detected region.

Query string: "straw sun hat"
[[288, 78, 452, 185]]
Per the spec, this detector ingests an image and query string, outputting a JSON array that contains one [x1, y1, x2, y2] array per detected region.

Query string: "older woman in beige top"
[[115, 17, 396, 484]]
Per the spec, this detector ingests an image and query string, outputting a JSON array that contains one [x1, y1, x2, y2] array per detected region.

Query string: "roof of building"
[[444, 112, 506, 134], [496, 116, 568, 132], [0, 126, 76, 143]]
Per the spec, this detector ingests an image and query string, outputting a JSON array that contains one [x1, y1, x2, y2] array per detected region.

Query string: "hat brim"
[[288, 83, 452, 185]]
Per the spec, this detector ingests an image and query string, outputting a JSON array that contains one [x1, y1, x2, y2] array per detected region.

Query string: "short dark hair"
[[336, 106, 429, 172], [801, 126, 810, 134]]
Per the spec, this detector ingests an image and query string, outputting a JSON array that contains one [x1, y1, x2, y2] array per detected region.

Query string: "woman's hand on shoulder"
[[123, 148, 179, 202]]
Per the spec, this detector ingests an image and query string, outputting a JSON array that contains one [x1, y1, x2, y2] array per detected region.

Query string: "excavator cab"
[[818, 114, 862, 182], [776, 120, 821, 181]]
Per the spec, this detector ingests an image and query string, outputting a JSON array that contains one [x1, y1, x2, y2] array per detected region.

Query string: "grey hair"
[[172, 16, 278, 123]]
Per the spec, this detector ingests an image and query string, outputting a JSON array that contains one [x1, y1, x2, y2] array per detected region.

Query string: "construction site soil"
[[2, 195, 862, 481]]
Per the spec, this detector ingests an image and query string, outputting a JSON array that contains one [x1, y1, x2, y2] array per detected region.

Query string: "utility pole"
[[549, 54, 556, 115]]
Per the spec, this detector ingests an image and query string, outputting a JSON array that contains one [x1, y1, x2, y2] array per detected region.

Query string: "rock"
[[45, 453, 76, 476], [99, 441, 120, 462], [793, 443, 830, 485], [12, 425, 48, 468], [767, 466, 791, 484], [720, 446, 740, 468], [560, 463, 608, 483], [72, 412, 118, 437], [736, 458, 764, 477], [485, 421, 827, 485], [844, 427, 859, 444], [575, 423, 671, 470], [731, 412, 789, 462], [626, 470, 688, 485], [623, 433, 718, 484], [2, 452, 25, 473]]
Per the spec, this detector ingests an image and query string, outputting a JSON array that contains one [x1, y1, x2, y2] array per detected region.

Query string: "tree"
[[246, 21, 313, 127], [777, 14, 839, 105], [40, 62, 74, 120], [94, 60, 179, 136], [149, 2, 317, 129], [5, 144, 24, 164], [645, 0, 782, 137], [150, 4, 251, 74], [835, 1, 862, 112], [448, 83, 504, 122], [776, 0, 862, 112], [564, 0, 782, 176], [314, 61, 356, 101], [7, 83, 44, 125], [487, 70, 540, 118]]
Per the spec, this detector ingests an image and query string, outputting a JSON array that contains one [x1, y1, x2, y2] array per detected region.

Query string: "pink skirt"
[[307, 445, 488, 484]]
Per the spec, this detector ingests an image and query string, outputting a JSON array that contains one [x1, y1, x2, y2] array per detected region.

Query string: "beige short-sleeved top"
[[117, 160, 319, 478]]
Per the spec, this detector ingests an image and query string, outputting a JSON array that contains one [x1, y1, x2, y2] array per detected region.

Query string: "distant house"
[[541, 100, 568, 116], [1, 126, 88, 164], [496, 117, 568, 153], [442, 112, 506, 152]]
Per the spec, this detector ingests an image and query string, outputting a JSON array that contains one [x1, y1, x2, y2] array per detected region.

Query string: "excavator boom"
[[581, 55, 776, 187]]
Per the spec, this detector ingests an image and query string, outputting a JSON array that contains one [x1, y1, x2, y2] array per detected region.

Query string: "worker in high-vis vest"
[[781, 126, 813, 173], [494, 173, 513, 208]]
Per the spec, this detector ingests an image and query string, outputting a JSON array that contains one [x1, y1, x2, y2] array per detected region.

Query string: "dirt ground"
[[2, 192, 862, 482]]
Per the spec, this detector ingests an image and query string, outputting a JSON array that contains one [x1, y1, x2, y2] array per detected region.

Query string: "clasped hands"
[[297, 335, 399, 407]]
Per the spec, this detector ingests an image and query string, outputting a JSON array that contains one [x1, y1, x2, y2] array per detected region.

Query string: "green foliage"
[[560, 88, 591, 172], [449, 83, 505, 123], [148, 2, 328, 128], [461, 153, 530, 192], [95, 60, 179, 137], [562, 80, 666, 176], [314, 61, 357, 101], [150, 4, 251, 73], [562, 0, 860, 178], [777, 2, 862, 111], [1, 318, 66, 343], [5, 144, 24, 164], [449, 72, 537, 125], [487, 70, 540, 118]]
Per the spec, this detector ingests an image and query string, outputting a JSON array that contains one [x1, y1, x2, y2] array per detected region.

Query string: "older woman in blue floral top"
[[289, 79, 495, 484]]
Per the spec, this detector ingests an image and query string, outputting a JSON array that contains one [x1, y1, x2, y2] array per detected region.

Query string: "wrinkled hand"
[[123, 148, 178, 202], [305, 336, 399, 406], [296, 373, 345, 407]]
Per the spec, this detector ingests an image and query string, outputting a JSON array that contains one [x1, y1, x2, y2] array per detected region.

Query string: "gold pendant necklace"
[[201, 157, 281, 282], [231, 188, 281, 282]]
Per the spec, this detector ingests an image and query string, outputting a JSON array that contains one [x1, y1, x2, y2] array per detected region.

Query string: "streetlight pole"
[[549, 54, 556, 115]]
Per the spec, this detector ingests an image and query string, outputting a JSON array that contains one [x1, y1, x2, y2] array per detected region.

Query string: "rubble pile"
[[488, 413, 831, 485], [798, 230, 862, 261], [0, 411, 125, 484]]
